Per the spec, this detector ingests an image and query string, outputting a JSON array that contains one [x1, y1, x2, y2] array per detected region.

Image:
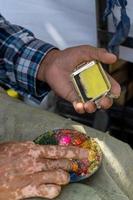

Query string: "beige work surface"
[[0, 91, 133, 200]]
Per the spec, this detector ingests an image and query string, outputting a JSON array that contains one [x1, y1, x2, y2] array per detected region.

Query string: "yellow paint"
[[7, 89, 19, 98], [79, 63, 109, 99]]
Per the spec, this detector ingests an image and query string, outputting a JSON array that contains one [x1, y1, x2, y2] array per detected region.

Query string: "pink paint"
[[59, 135, 71, 145]]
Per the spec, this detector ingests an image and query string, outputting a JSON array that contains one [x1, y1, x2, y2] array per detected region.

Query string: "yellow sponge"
[[7, 89, 19, 98], [79, 63, 108, 99]]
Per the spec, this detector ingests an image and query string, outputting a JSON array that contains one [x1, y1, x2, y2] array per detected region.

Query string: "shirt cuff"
[[15, 39, 56, 97]]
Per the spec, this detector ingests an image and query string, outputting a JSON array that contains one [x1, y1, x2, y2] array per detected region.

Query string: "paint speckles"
[[21, 185, 38, 197], [34, 129, 103, 182], [28, 149, 41, 159]]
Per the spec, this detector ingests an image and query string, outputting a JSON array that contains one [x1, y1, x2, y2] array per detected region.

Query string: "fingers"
[[73, 98, 112, 113], [10, 170, 68, 199], [30, 169, 70, 185], [72, 95, 114, 113], [107, 73, 121, 98], [73, 101, 85, 113], [95, 96, 113, 110], [37, 184, 61, 199], [73, 101, 96, 113], [33, 145, 88, 160], [21, 184, 61, 199], [96, 73, 121, 110], [36, 158, 72, 172], [83, 101, 97, 113], [22, 169, 68, 199], [73, 96, 113, 113]]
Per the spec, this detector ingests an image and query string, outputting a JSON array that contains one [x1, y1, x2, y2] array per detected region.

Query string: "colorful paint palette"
[[34, 129, 102, 182]]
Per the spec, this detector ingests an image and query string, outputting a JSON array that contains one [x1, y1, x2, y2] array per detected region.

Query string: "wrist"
[[37, 49, 60, 82]]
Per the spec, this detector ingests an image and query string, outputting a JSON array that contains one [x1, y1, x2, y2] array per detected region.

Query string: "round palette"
[[34, 129, 102, 182]]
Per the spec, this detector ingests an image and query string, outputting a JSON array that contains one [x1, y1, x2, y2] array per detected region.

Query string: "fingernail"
[[106, 52, 117, 60]]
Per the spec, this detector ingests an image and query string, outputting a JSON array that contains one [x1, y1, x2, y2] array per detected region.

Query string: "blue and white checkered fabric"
[[0, 14, 55, 104]]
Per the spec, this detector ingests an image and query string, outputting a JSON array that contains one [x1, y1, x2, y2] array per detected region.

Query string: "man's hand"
[[0, 141, 88, 199], [38, 45, 121, 113]]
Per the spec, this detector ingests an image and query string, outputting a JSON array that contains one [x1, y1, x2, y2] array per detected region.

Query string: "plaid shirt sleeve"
[[0, 14, 56, 101]]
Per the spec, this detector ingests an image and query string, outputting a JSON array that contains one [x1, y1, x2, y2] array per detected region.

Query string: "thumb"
[[80, 46, 117, 64], [65, 46, 117, 72]]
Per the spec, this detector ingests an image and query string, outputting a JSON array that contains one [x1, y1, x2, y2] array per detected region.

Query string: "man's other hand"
[[38, 45, 121, 113]]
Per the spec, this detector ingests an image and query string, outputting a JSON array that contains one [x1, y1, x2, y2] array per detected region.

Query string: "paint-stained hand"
[[0, 141, 88, 199], [38, 45, 121, 113]]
